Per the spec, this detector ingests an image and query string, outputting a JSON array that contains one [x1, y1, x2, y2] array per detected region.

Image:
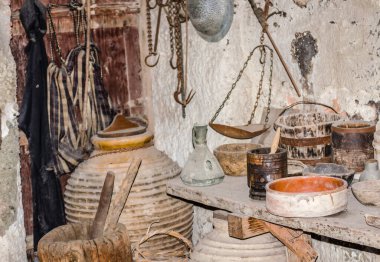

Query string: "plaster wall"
[[0, 1, 26, 261], [148, 0, 380, 167]]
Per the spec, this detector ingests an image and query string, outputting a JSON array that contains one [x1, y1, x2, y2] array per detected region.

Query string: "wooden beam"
[[226, 213, 318, 261], [264, 222, 318, 262], [227, 214, 269, 239]]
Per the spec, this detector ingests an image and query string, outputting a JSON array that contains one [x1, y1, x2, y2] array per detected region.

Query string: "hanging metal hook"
[[173, 88, 196, 107], [170, 54, 177, 69], [144, 53, 160, 67]]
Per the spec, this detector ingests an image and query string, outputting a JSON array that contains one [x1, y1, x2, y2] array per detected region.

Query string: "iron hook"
[[173, 89, 196, 107], [144, 53, 160, 67]]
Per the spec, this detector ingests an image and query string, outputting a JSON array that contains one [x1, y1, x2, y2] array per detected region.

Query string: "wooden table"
[[167, 176, 380, 250]]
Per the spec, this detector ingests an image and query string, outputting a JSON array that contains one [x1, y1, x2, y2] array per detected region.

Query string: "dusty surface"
[[167, 176, 380, 250]]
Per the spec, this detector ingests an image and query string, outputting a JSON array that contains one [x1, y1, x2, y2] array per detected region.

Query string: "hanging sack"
[[46, 7, 113, 175]]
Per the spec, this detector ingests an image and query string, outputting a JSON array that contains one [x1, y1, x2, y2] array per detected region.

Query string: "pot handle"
[[278, 101, 338, 117], [274, 101, 338, 131]]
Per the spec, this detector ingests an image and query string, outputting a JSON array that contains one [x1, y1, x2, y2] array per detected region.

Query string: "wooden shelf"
[[166, 176, 380, 250]]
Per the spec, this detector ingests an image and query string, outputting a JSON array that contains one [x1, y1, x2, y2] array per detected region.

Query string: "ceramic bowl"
[[214, 143, 261, 176], [286, 160, 307, 177], [303, 163, 355, 186], [266, 176, 348, 217], [351, 180, 380, 206]]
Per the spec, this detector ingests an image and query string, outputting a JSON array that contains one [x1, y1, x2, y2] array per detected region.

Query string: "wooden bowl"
[[266, 176, 348, 217], [214, 143, 261, 176], [351, 180, 380, 206], [303, 163, 355, 186]]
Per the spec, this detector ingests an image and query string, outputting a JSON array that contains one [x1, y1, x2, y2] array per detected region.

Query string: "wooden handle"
[[247, 0, 301, 97], [270, 127, 281, 154], [264, 30, 301, 97], [90, 171, 115, 239], [105, 158, 142, 232]]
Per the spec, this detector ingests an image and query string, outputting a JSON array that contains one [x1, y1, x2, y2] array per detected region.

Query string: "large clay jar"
[[64, 127, 193, 254], [191, 214, 287, 261]]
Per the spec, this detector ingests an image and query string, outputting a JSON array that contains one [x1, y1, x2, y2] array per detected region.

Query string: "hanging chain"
[[248, 46, 267, 124], [265, 50, 274, 124], [248, 30, 272, 125], [167, 1, 177, 69], [210, 41, 274, 125], [145, 0, 154, 55], [47, 7, 64, 64], [173, 1, 183, 88]]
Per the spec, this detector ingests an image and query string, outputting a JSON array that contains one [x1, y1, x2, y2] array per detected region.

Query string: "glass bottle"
[[180, 125, 224, 186]]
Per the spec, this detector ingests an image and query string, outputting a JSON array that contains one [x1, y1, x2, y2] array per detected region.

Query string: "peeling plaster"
[[0, 0, 26, 260], [1, 102, 18, 139]]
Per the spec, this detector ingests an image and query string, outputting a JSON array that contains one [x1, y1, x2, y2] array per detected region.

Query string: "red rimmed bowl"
[[266, 176, 348, 217]]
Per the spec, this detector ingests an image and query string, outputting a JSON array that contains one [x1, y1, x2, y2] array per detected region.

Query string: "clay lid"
[[97, 114, 147, 138], [93, 114, 153, 151]]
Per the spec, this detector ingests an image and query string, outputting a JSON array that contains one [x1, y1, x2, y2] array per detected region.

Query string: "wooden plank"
[[166, 176, 380, 249], [105, 159, 141, 232], [227, 214, 269, 239], [264, 222, 318, 262]]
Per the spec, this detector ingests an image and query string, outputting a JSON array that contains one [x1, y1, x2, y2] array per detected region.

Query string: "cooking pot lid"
[[188, 0, 234, 42], [97, 114, 147, 138]]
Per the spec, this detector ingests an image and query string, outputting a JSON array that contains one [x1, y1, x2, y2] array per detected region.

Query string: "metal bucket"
[[332, 121, 375, 172], [247, 147, 287, 199]]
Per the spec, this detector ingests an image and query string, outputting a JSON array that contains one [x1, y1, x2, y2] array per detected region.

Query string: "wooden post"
[[227, 214, 269, 239]]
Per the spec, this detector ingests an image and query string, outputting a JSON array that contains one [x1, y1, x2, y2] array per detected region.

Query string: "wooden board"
[[167, 176, 380, 250]]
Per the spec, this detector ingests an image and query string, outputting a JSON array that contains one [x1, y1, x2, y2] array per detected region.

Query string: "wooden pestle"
[[90, 171, 115, 239], [105, 158, 142, 232], [270, 128, 281, 154]]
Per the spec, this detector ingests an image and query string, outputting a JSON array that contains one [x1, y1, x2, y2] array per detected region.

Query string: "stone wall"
[[0, 0, 26, 261]]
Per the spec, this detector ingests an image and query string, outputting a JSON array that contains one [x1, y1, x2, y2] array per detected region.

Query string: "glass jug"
[[180, 125, 224, 186]]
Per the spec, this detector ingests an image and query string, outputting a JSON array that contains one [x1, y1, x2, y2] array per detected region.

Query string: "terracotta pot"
[[64, 131, 193, 254], [332, 121, 375, 172], [191, 215, 287, 261], [266, 176, 348, 217]]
